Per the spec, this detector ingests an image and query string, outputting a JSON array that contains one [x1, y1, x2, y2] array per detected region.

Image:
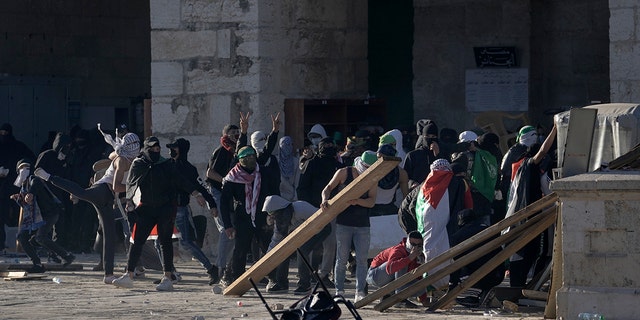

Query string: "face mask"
[[57, 152, 66, 161], [252, 140, 266, 151], [0, 135, 7, 143], [14, 168, 30, 187], [148, 150, 160, 163], [520, 134, 538, 147], [239, 156, 257, 171], [311, 137, 322, 146], [170, 149, 178, 158]]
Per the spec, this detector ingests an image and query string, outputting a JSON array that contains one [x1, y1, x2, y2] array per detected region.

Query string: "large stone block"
[[151, 62, 184, 96], [151, 0, 181, 29], [556, 286, 640, 320], [151, 97, 190, 134], [217, 29, 231, 59], [187, 69, 260, 94], [151, 30, 217, 60], [206, 94, 233, 135], [610, 8, 634, 41]]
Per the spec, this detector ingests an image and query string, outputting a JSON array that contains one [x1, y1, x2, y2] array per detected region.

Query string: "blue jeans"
[[334, 224, 370, 293], [211, 187, 234, 275], [175, 206, 213, 270], [366, 262, 420, 295]]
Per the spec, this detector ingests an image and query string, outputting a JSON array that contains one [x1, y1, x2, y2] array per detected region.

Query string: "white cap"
[[458, 131, 478, 143]]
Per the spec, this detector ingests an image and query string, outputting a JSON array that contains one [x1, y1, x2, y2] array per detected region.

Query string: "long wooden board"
[[354, 192, 558, 308], [223, 156, 401, 296], [427, 207, 557, 310], [373, 207, 555, 311]]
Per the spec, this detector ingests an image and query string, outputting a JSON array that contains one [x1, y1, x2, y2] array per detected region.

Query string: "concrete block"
[[151, 97, 190, 134], [151, 62, 183, 96], [556, 286, 640, 320], [610, 8, 635, 41], [151, 0, 181, 29], [151, 30, 217, 61]]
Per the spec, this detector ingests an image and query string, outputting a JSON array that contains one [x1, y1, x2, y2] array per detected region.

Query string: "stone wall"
[[412, 0, 532, 131], [412, 0, 610, 132], [551, 172, 640, 319], [610, 0, 640, 102], [150, 0, 368, 170]]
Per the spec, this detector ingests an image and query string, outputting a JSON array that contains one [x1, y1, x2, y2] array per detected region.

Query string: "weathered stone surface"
[[151, 97, 190, 134], [151, 0, 181, 29], [151, 31, 217, 61], [151, 62, 184, 96], [610, 8, 635, 41], [217, 29, 232, 58]]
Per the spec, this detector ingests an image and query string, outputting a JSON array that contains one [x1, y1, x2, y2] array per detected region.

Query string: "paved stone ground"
[[0, 253, 546, 319]]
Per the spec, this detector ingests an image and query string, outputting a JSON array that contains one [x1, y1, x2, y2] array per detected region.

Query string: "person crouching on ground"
[[366, 230, 428, 308]]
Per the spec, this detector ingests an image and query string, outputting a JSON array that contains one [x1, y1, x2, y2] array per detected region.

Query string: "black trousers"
[[126, 204, 176, 273]]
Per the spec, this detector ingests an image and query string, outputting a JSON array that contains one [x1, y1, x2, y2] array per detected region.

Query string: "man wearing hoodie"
[[111, 136, 211, 291], [34, 132, 73, 252], [307, 123, 328, 154], [165, 138, 220, 285], [404, 121, 445, 189]]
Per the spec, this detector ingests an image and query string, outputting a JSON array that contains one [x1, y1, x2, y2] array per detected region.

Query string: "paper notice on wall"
[[465, 68, 529, 112]]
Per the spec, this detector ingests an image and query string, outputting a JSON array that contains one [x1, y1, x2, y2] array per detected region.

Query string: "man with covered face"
[[12, 159, 75, 273], [219, 146, 279, 286], [111, 136, 212, 291], [404, 120, 449, 189]]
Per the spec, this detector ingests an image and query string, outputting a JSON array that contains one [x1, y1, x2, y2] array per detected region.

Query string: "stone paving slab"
[[0, 253, 545, 319]]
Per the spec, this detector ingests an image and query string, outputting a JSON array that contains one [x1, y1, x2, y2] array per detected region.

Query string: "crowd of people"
[[0, 115, 557, 304]]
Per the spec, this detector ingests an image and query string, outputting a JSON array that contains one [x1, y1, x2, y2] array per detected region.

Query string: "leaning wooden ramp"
[[223, 156, 401, 297], [354, 192, 558, 310]]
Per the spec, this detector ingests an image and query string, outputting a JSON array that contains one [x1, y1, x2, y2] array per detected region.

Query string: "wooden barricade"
[[223, 156, 400, 296], [374, 206, 556, 311], [427, 206, 557, 310], [354, 192, 558, 308]]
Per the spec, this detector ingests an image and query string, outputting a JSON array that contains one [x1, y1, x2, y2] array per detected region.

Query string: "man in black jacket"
[[112, 136, 212, 291], [165, 138, 220, 285], [12, 159, 75, 273], [219, 146, 279, 285]]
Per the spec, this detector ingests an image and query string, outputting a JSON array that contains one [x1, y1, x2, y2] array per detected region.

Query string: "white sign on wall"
[[465, 68, 528, 112]]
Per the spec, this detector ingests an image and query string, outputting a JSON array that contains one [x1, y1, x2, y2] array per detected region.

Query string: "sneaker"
[[62, 254, 75, 267], [34, 168, 51, 181], [456, 296, 480, 308], [26, 264, 46, 273], [103, 275, 117, 284], [112, 274, 134, 288], [293, 286, 311, 295], [354, 292, 366, 303], [267, 283, 288, 293], [48, 254, 62, 264], [394, 299, 420, 309], [207, 265, 219, 285], [153, 273, 180, 284], [320, 275, 335, 288], [156, 276, 174, 291], [133, 267, 145, 278]]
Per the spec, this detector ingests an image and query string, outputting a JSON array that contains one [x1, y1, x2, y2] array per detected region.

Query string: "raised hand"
[[239, 111, 250, 134], [271, 112, 281, 132]]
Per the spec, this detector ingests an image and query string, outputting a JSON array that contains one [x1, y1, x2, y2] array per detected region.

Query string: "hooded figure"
[[277, 136, 300, 201], [166, 137, 220, 285], [307, 124, 328, 150], [380, 129, 406, 168], [404, 120, 444, 188]]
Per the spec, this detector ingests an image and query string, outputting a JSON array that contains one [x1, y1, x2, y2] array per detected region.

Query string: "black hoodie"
[[168, 139, 216, 208]]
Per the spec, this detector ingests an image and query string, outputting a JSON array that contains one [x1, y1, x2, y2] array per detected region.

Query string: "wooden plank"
[[355, 192, 558, 308], [522, 289, 548, 301], [544, 205, 563, 319], [373, 207, 555, 311], [428, 207, 557, 311], [4, 274, 48, 281], [0, 271, 27, 277], [223, 156, 401, 296]]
